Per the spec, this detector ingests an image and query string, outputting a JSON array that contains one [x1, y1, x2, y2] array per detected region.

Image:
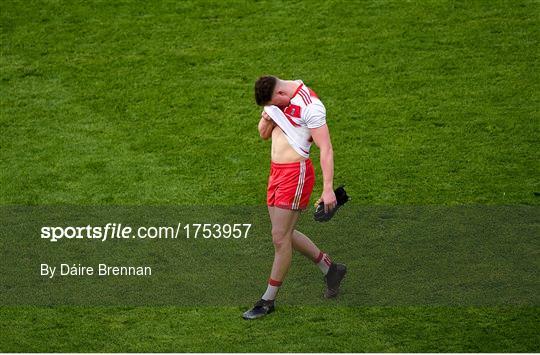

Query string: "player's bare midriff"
[[271, 125, 306, 163]]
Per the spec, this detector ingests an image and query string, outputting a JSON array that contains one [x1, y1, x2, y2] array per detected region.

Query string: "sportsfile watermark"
[[41, 223, 252, 242], [1, 205, 539, 306]]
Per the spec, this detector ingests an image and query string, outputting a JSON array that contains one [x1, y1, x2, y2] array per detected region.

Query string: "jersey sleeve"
[[304, 101, 327, 129]]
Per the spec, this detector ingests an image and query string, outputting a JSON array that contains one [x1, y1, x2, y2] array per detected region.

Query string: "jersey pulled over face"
[[264, 80, 327, 158]]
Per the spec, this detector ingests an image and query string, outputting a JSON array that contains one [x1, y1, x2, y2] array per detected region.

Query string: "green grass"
[[1, 0, 539, 352], [1, 0, 538, 205], [1, 306, 538, 352]]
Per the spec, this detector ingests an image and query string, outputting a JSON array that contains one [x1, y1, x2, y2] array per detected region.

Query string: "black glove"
[[314, 185, 349, 222]]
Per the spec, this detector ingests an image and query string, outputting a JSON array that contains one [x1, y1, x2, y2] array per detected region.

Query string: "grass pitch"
[[1, 0, 539, 352]]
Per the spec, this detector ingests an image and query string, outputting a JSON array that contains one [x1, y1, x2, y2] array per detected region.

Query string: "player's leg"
[[291, 229, 332, 272], [242, 206, 299, 320], [267, 206, 300, 285], [268, 209, 330, 283], [243, 164, 283, 320], [267, 205, 275, 223], [291, 229, 341, 285], [286, 159, 346, 298], [287, 160, 323, 262], [291, 229, 319, 260]]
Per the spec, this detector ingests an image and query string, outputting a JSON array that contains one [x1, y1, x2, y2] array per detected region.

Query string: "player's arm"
[[311, 124, 337, 212], [258, 111, 275, 140]]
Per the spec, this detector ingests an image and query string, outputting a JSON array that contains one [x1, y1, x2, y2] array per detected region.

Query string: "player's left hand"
[[315, 188, 337, 213], [313, 185, 350, 222]]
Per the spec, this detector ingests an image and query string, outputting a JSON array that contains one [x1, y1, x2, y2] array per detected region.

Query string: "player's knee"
[[272, 238, 291, 251], [271, 228, 291, 250]]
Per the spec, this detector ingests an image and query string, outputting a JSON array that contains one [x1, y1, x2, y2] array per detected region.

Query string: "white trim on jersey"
[[297, 88, 312, 105]]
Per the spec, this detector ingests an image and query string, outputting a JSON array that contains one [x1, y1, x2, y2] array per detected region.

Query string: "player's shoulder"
[[298, 80, 324, 103], [301, 97, 326, 127], [303, 99, 326, 118], [290, 80, 326, 119]]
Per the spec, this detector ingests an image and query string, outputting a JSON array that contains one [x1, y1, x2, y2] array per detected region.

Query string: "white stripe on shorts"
[[292, 161, 306, 209]]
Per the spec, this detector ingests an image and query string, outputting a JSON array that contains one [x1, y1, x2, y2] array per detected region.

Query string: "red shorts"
[[267, 159, 315, 210]]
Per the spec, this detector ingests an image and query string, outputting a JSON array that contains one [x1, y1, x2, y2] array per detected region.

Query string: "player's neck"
[[280, 80, 301, 98]]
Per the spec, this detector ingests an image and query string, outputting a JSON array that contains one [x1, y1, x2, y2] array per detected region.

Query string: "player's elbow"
[[319, 144, 333, 160], [319, 142, 333, 154]]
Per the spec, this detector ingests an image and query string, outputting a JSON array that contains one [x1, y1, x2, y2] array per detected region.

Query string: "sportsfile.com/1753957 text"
[[40, 223, 252, 242]]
